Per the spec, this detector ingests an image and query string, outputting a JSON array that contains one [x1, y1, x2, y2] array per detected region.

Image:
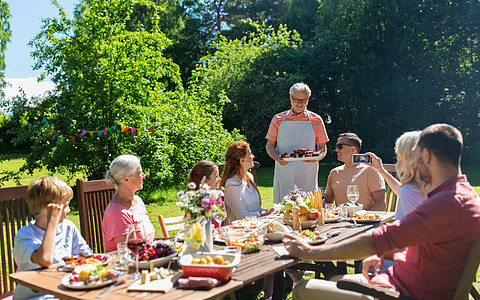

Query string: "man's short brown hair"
[[26, 176, 73, 215], [339, 132, 362, 153], [417, 123, 463, 167]]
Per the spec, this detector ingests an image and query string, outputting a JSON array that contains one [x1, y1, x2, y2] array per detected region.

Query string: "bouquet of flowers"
[[176, 182, 224, 222], [281, 185, 309, 207]]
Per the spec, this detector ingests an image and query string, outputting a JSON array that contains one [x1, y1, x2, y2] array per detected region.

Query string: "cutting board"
[[127, 273, 183, 292]]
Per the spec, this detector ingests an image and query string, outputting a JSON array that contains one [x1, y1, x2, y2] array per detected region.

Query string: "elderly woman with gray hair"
[[101, 154, 155, 252]]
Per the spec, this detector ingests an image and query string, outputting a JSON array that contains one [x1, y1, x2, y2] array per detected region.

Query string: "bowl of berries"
[[130, 241, 177, 269]]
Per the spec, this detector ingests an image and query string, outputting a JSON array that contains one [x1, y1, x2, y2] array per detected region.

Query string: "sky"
[[2, 0, 79, 100]]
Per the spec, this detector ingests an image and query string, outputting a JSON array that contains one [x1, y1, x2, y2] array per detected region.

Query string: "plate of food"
[[229, 218, 264, 230], [266, 221, 292, 242], [299, 229, 327, 245], [280, 148, 323, 162], [350, 211, 381, 223], [61, 253, 112, 271], [282, 156, 319, 162], [61, 264, 119, 290], [323, 209, 340, 223]]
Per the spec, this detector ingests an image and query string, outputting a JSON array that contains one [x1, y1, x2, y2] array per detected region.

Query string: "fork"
[[351, 217, 359, 227], [96, 280, 125, 298]]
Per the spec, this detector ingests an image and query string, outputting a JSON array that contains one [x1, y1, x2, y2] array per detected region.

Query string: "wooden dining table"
[[10, 211, 395, 300]]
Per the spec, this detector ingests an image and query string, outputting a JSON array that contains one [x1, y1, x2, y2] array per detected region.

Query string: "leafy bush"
[[0, 0, 242, 188]]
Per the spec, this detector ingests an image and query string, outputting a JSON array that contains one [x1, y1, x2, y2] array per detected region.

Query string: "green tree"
[[306, 0, 480, 160], [192, 21, 303, 162], [0, 0, 11, 97], [6, 0, 241, 187]]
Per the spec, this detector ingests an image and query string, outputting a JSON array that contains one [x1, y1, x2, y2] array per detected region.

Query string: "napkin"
[[272, 245, 289, 256]]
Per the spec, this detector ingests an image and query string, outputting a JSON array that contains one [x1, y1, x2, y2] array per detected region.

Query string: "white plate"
[[305, 235, 327, 245], [283, 219, 317, 229], [61, 270, 120, 290], [61, 254, 112, 271], [282, 156, 319, 162]]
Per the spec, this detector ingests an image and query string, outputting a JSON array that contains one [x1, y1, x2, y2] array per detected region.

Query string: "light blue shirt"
[[13, 219, 92, 300], [395, 183, 427, 220], [225, 175, 265, 223]]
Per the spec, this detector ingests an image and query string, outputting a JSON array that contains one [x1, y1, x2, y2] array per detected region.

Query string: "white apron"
[[273, 110, 318, 203]]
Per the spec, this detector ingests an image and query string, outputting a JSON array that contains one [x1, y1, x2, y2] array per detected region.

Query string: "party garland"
[[40, 117, 155, 143]]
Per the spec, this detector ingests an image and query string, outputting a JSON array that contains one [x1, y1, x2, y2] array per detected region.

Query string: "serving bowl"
[[223, 230, 265, 253], [339, 203, 364, 217], [266, 225, 293, 242], [130, 242, 177, 269], [179, 252, 241, 281]]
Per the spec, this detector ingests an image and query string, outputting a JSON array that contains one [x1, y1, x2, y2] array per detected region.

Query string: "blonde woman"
[[367, 131, 429, 219]]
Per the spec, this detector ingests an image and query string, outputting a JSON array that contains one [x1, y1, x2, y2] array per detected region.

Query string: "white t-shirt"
[[13, 219, 92, 300], [224, 174, 265, 223], [395, 183, 427, 220]]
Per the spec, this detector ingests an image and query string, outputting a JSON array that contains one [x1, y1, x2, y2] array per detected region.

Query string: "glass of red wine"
[[126, 222, 146, 280]]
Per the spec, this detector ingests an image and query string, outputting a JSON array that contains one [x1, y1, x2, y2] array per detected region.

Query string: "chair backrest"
[[0, 185, 31, 298], [453, 230, 480, 300], [383, 164, 398, 212], [218, 161, 261, 185], [157, 215, 185, 238], [76, 178, 115, 253]]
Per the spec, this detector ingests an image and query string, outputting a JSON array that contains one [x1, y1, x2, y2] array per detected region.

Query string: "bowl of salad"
[[223, 230, 264, 253]]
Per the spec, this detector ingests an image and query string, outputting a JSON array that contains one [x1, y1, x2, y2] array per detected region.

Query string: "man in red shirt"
[[283, 124, 480, 300]]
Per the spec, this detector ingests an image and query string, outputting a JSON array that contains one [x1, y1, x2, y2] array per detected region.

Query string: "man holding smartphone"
[[324, 132, 386, 211]]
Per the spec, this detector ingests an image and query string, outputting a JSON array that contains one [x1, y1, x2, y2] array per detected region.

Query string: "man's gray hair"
[[289, 82, 311, 98]]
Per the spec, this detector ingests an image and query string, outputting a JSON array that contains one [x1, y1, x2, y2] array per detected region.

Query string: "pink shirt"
[[102, 196, 155, 252], [371, 175, 480, 300], [265, 109, 329, 145]]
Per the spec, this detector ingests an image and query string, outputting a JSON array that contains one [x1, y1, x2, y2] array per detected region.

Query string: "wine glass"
[[126, 223, 146, 280], [213, 202, 226, 226], [347, 185, 359, 206]]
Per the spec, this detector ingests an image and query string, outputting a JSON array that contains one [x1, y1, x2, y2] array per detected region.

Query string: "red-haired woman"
[[220, 141, 274, 224]]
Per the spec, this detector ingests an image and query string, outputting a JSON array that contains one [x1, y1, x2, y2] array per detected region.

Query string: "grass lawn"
[[2, 158, 480, 299]]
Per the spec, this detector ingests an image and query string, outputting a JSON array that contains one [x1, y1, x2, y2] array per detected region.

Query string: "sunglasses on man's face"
[[335, 143, 355, 150]]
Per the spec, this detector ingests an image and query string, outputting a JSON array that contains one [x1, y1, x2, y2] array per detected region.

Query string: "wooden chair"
[[337, 230, 480, 299], [383, 164, 398, 213], [0, 185, 31, 298], [218, 161, 260, 185], [76, 178, 115, 253], [157, 215, 185, 238]]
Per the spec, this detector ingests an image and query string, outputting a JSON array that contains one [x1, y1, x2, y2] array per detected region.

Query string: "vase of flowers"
[[176, 182, 224, 254]]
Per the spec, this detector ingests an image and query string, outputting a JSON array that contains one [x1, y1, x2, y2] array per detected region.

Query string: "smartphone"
[[352, 154, 372, 164]]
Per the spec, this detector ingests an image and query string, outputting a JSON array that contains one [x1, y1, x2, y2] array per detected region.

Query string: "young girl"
[[187, 160, 223, 227], [188, 160, 221, 190], [13, 176, 92, 300]]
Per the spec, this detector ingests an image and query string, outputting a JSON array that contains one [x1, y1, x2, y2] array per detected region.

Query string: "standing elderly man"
[[266, 83, 329, 203], [325, 132, 386, 210], [283, 124, 480, 300]]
